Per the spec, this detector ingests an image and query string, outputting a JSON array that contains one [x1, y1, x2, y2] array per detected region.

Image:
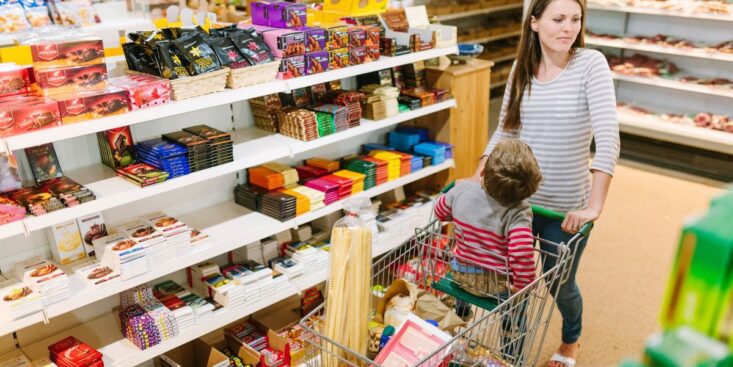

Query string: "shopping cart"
[[300, 183, 592, 367]]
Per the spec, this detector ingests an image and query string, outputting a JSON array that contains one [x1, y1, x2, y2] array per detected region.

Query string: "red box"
[[0, 96, 61, 137], [356, 25, 381, 47], [34, 64, 109, 96], [109, 75, 171, 110], [53, 87, 130, 124], [0, 66, 33, 98], [49, 336, 103, 367], [31, 39, 105, 70]]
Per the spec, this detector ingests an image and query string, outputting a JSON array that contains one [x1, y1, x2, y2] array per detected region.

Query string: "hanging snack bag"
[[171, 33, 221, 75]]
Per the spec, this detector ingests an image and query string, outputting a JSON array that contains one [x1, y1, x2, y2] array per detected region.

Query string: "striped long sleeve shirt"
[[434, 182, 536, 288], [485, 48, 621, 212]]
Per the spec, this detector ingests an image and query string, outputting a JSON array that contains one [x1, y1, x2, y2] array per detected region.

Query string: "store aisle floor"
[[536, 161, 726, 366]]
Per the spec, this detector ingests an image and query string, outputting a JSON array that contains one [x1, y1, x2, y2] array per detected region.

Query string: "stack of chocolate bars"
[[184, 125, 233, 166], [162, 131, 212, 173], [278, 108, 319, 142], [135, 138, 190, 179], [311, 104, 348, 133]]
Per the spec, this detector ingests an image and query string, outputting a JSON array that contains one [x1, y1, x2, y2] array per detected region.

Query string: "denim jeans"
[[533, 214, 590, 344]]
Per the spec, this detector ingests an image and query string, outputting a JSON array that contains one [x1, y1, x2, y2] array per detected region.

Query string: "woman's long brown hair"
[[503, 0, 586, 132]]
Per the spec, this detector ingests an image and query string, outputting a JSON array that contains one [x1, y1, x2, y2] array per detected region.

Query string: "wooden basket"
[[169, 67, 229, 100], [226, 61, 280, 89]]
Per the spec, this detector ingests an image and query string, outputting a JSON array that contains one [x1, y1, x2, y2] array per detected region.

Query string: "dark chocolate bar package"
[[209, 37, 248, 69], [306, 51, 329, 75], [230, 31, 275, 65], [172, 34, 221, 75], [122, 43, 160, 76], [128, 31, 154, 44], [350, 47, 367, 65], [209, 24, 239, 38], [155, 41, 191, 79]]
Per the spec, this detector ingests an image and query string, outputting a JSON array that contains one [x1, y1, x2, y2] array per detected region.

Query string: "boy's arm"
[[507, 206, 536, 289], [433, 189, 455, 221]]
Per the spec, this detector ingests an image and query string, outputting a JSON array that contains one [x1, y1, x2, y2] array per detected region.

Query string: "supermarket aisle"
[[537, 161, 725, 366]]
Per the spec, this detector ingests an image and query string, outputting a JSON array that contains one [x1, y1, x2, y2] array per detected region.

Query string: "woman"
[[470, 0, 620, 365]]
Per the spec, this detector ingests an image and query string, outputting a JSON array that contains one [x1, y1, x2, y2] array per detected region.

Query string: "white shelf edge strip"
[[587, 3, 733, 22], [0, 160, 454, 337], [0, 99, 456, 241], [618, 111, 733, 155], [587, 37, 733, 63], [612, 73, 733, 100], [0, 46, 458, 153], [435, 3, 523, 21]]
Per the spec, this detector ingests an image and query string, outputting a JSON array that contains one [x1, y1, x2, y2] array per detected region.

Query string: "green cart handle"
[[440, 181, 594, 237]]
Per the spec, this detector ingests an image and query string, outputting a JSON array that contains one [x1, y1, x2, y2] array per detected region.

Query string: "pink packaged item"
[[262, 28, 305, 58], [109, 75, 171, 110]]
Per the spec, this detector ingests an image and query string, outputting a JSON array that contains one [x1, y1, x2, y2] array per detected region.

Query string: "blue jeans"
[[533, 215, 590, 344]]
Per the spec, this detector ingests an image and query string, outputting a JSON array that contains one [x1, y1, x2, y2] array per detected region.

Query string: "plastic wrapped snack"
[[0, 4, 32, 33]]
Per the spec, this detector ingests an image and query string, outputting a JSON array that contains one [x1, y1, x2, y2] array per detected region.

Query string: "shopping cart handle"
[[533, 206, 594, 237], [441, 181, 456, 193]]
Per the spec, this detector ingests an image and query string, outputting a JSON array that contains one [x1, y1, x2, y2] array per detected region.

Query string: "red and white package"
[[0, 96, 61, 137], [109, 75, 171, 110], [0, 65, 33, 98]]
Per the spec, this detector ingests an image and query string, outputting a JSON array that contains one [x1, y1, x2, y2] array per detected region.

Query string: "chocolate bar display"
[[25, 143, 63, 184], [262, 29, 306, 58], [52, 86, 130, 124], [0, 96, 61, 137], [31, 39, 105, 69], [306, 51, 329, 75], [278, 108, 319, 142], [7, 186, 64, 216], [302, 27, 327, 53], [278, 55, 306, 80], [163, 130, 213, 172], [329, 47, 350, 70], [326, 25, 349, 50], [0, 65, 33, 97], [110, 74, 171, 110], [42, 176, 96, 207], [116, 163, 170, 187], [135, 138, 190, 178], [48, 337, 103, 367], [34, 64, 109, 96], [99, 126, 135, 169], [249, 94, 282, 133]]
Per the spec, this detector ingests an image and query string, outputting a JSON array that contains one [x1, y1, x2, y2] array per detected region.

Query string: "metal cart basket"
[[300, 192, 591, 367]]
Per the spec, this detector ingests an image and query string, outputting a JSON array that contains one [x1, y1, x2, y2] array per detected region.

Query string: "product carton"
[[47, 219, 86, 265]]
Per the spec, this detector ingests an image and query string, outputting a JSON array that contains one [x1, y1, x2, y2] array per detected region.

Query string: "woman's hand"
[[561, 208, 600, 234]]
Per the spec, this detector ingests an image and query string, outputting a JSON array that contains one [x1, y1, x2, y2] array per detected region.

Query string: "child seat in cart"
[[299, 183, 593, 367]]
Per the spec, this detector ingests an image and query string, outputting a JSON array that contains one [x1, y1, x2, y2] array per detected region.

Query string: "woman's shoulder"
[[573, 48, 608, 67]]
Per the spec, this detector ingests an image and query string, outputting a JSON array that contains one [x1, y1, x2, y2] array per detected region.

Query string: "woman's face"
[[531, 0, 582, 54]]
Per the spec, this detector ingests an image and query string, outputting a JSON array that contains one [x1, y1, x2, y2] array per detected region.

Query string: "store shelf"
[[587, 3, 733, 23], [0, 160, 454, 337], [463, 30, 521, 45], [0, 46, 459, 154], [293, 159, 455, 226], [618, 110, 733, 155], [0, 99, 455, 241], [587, 37, 733, 63], [436, 3, 523, 21], [490, 54, 516, 64], [286, 46, 458, 90], [20, 270, 328, 367], [612, 73, 733, 99]]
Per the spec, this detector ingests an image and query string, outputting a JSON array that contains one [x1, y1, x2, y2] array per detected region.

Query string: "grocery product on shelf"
[[618, 102, 733, 133], [48, 336, 103, 367]]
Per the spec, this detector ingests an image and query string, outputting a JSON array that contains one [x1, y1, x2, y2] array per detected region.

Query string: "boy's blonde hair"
[[483, 139, 543, 207]]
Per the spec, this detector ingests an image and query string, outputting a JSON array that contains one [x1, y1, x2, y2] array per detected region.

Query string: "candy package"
[[230, 30, 275, 65], [0, 65, 32, 97], [31, 38, 105, 69], [171, 33, 221, 75], [0, 4, 31, 33], [34, 63, 109, 95], [209, 36, 248, 69], [154, 40, 191, 79]]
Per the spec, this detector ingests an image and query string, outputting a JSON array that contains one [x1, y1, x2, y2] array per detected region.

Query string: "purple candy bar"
[[268, 2, 307, 29], [306, 51, 329, 75], [300, 27, 327, 52]]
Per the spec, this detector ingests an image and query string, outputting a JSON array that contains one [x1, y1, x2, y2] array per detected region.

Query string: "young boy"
[[434, 138, 542, 297]]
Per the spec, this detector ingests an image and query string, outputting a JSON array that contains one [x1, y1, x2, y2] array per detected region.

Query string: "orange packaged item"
[[305, 158, 339, 173], [34, 64, 108, 96], [248, 166, 285, 190], [0, 96, 61, 137], [280, 187, 310, 216]]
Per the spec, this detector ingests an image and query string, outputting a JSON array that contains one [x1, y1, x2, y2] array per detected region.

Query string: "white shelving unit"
[[612, 73, 733, 100], [587, 3, 733, 23], [0, 100, 456, 241], [0, 46, 458, 154], [0, 40, 460, 364], [618, 111, 733, 154], [587, 4, 733, 154], [19, 215, 419, 367], [435, 3, 523, 21]]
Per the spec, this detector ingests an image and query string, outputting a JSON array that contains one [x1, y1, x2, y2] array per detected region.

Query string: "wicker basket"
[[168, 68, 230, 100], [227, 61, 280, 89]]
